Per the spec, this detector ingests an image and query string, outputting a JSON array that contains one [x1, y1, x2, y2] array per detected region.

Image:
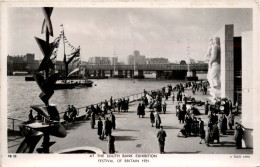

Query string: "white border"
[[1, 1, 260, 167]]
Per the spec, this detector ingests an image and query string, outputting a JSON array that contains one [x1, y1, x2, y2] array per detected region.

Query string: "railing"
[[58, 89, 162, 117], [7, 88, 162, 132], [7, 118, 24, 132]]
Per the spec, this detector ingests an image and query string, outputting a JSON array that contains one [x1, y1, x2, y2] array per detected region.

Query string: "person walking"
[[234, 123, 244, 149], [157, 126, 167, 154], [220, 114, 227, 135], [91, 112, 96, 129], [235, 101, 239, 114], [107, 134, 115, 154], [97, 117, 103, 140], [198, 118, 205, 144], [162, 101, 167, 114], [155, 111, 162, 129], [212, 122, 220, 143], [205, 124, 211, 146], [228, 100, 233, 113], [150, 111, 155, 127], [110, 112, 116, 130], [105, 117, 112, 136], [172, 93, 175, 103], [204, 101, 209, 115], [137, 103, 142, 118], [227, 112, 234, 130]]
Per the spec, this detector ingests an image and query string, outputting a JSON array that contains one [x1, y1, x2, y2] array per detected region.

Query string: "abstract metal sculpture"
[[16, 7, 67, 153]]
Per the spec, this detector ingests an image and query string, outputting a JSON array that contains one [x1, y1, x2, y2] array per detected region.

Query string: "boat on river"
[[53, 25, 93, 89]]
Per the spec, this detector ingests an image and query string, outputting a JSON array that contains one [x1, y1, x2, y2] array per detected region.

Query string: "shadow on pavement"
[[166, 151, 201, 154], [64, 121, 88, 130], [163, 126, 181, 129], [114, 135, 138, 141], [210, 141, 236, 148]]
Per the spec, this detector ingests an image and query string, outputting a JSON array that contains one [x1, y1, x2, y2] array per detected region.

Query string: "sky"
[[7, 8, 252, 62]]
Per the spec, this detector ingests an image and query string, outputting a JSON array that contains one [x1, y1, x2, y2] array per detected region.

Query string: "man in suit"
[[157, 126, 167, 154], [198, 118, 204, 131], [107, 134, 115, 154], [110, 112, 116, 130], [204, 101, 209, 115]]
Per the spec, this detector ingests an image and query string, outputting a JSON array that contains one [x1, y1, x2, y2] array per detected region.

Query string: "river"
[[7, 74, 206, 122]]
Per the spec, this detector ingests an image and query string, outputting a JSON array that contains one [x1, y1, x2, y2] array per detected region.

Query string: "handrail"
[[7, 86, 170, 133]]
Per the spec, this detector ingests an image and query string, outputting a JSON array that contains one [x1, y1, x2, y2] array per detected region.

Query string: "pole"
[[61, 25, 67, 84], [43, 13, 50, 153]]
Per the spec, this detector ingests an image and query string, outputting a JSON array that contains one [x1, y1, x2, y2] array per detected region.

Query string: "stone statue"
[[206, 36, 221, 92]]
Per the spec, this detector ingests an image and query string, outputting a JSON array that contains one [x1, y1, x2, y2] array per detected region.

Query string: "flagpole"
[[61, 24, 68, 84]]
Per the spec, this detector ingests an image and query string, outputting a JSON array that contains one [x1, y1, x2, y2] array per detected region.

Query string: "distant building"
[[88, 57, 111, 65], [23, 53, 35, 63], [7, 54, 39, 74], [197, 60, 206, 64], [126, 50, 146, 65], [147, 57, 169, 64], [110, 57, 118, 65]]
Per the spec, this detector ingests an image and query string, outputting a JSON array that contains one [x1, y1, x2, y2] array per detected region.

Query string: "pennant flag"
[[68, 68, 80, 77], [41, 7, 54, 36]]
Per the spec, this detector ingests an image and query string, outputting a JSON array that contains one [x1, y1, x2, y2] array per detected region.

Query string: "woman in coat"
[[234, 123, 244, 149], [205, 124, 211, 146], [227, 112, 234, 130], [91, 112, 96, 129], [155, 112, 161, 129], [150, 111, 155, 127], [137, 103, 142, 118], [97, 117, 103, 139], [220, 114, 227, 135]]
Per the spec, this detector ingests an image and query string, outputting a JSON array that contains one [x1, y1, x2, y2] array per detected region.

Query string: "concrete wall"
[[241, 31, 253, 148], [214, 24, 234, 102]]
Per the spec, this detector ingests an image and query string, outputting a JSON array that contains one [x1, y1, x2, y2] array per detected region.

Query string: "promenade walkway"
[[8, 88, 252, 154]]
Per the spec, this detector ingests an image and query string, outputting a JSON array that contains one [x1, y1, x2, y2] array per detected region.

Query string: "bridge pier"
[[98, 70, 101, 77], [118, 70, 123, 77], [110, 70, 113, 77], [124, 70, 128, 78], [85, 69, 89, 77], [171, 70, 187, 79], [102, 70, 105, 77], [156, 70, 164, 79], [93, 70, 97, 77], [138, 70, 144, 78], [130, 70, 134, 78]]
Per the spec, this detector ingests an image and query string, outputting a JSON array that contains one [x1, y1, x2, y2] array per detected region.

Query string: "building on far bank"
[[7, 53, 39, 75], [88, 57, 111, 65], [88, 56, 118, 65], [126, 50, 146, 65], [146, 57, 169, 64]]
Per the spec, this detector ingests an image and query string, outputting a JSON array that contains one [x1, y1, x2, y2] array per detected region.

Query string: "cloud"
[[7, 8, 252, 62]]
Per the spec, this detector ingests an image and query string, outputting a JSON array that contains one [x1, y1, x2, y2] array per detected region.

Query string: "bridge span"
[[80, 64, 208, 79]]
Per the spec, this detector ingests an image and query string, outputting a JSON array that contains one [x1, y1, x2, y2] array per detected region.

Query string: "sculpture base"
[[210, 89, 221, 98], [208, 88, 221, 103], [242, 128, 253, 148]]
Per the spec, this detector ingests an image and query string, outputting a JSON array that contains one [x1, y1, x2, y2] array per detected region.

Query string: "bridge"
[[8, 62, 208, 79], [80, 63, 208, 79]]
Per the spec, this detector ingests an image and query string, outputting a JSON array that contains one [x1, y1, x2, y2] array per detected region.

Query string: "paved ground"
[[8, 88, 253, 154]]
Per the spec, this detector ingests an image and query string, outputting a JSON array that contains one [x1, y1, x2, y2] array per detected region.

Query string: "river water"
[[7, 74, 206, 122]]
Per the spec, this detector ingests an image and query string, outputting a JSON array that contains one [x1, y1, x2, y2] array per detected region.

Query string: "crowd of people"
[[63, 105, 78, 124], [171, 82, 243, 149], [27, 79, 243, 154]]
